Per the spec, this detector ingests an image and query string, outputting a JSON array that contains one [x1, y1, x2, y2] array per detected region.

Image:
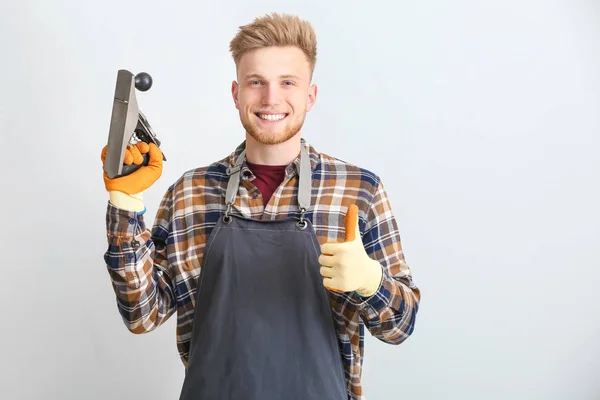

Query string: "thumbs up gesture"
[[319, 204, 383, 297]]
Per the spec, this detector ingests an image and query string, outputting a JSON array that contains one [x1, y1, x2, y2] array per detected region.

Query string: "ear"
[[231, 80, 240, 110], [306, 83, 318, 112]]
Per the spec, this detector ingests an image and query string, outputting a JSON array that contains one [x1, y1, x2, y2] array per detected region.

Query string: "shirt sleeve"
[[103, 187, 177, 334], [352, 179, 421, 345]]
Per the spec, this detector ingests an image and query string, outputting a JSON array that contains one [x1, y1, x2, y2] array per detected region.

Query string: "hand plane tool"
[[103, 69, 166, 179]]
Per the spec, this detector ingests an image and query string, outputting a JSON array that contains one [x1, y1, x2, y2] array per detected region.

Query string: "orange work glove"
[[101, 142, 163, 195], [318, 204, 383, 297], [101, 142, 163, 211]]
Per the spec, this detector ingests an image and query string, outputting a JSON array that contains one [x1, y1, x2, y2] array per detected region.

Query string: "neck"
[[245, 132, 302, 165]]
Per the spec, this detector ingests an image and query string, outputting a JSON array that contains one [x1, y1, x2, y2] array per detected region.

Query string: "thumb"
[[344, 204, 359, 242], [147, 143, 164, 168]]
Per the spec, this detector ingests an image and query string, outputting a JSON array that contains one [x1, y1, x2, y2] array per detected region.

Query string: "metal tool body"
[[104, 69, 165, 179]]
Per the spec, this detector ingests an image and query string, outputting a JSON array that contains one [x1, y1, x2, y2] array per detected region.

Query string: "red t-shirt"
[[246, 162, 287, 206]]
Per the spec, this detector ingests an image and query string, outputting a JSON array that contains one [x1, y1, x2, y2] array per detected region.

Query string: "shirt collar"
[[226, 138, 320, 179]]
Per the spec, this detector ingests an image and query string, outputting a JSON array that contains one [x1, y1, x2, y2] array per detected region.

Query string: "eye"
[[283, 81, 294, 86], [250, 80, 262, 85]]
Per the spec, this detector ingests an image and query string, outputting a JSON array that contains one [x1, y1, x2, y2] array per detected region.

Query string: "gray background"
[[1, 0, 599, 399]]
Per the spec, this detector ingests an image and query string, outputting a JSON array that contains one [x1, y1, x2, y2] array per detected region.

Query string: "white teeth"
[[258, 113, 286, 121]]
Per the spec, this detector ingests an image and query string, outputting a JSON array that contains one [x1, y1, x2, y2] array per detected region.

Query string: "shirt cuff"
[[106, 201, 147, 244], [352, 268, 394, 321]]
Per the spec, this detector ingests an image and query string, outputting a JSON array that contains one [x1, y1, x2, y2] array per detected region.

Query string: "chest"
[[169, 181, 353, 277]]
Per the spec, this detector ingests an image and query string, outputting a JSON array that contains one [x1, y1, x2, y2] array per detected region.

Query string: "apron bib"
[[178, 146, 348, 400]]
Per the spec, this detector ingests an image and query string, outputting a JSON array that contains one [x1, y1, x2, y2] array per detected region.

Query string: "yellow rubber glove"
[[100, 142, 163, 211], [319, 204, 383, 297]]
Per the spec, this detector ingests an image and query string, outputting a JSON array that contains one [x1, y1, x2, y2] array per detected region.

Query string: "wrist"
[[356, 259, 383, 297], [109, 190, 145, 212]]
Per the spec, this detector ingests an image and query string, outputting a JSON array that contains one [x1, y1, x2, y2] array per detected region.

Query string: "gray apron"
[[178, 146, 348, 400]]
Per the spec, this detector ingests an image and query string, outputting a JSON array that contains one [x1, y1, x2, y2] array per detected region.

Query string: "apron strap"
[[224, 149, 246, 214], [223, 144, 311, 225], [297, 145, 311, 212]]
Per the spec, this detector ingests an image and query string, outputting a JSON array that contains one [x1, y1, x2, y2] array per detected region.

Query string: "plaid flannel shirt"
[[104, 138, 420, 400]]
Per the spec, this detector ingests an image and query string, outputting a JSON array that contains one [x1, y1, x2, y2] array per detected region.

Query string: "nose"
[[261, 84, 282, 106]]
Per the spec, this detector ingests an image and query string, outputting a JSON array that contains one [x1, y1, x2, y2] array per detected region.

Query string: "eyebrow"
[[244, 73, 301, 80]]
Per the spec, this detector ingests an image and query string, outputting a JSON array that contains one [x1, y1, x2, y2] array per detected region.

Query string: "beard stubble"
[[240, 112, 306, 145]]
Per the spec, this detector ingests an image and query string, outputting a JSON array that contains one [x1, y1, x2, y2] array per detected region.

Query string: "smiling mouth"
[[255, 112, 288, 122]]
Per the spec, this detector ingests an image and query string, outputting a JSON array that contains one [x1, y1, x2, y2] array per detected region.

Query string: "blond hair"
[[229, 13, 317, 75]]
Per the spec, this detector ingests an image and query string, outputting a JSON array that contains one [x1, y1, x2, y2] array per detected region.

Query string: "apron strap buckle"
[[296, 207, 308, 230], [223, 203, 233, 224]]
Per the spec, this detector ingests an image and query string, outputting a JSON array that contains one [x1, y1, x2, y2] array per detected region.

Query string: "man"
[[101, 13, 420, 400]]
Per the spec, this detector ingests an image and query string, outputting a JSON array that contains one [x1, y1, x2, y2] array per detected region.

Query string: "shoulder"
[[313, 150, 397, 237], [310, 144, 395, 227], [164, 154, 231, 198], [315, 150, 383, 198], [166, 140, 249, 194]]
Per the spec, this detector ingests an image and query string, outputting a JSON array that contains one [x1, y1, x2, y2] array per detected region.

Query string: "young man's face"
[[232, 46, 317, 146]]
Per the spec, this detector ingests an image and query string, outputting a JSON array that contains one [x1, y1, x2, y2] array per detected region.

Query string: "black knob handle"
[[135, 72, 153, 91]]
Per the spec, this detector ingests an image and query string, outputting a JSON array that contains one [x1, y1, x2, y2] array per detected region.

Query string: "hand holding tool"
[[101, 70, 166, 211], [102, 69, 166, 181]]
